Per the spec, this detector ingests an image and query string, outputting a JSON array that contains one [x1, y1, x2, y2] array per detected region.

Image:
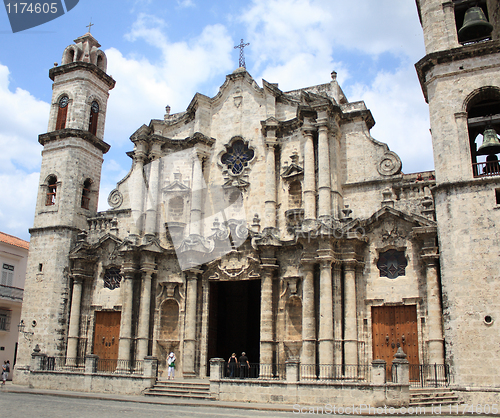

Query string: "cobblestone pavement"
[[2, 392, 291, 418]]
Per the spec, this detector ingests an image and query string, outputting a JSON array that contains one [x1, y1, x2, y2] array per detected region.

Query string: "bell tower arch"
[[416, 0, 500, 389], [14, 32, 115, 383]]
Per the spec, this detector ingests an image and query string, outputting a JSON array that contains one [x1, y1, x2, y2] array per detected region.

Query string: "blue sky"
[[0, 0, 432, 241]]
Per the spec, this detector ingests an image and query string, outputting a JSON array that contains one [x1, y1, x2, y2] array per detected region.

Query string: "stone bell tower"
[[416, 0, 500, 389], [14, 32, 115, 383]]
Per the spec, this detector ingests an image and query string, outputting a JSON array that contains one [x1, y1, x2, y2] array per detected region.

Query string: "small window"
[[0, 309, 11, 331], [377, 250, 408, 279], [45, 175, 57, 206], [103, 267, 122, 290], [88, 101, 99, 135], [1, 264, 14, 286], [496, 189, 500, 205], [81, 179, 91, 209], [55, 95, 69, 130]]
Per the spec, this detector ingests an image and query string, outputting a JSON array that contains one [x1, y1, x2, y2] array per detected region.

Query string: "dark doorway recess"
[[207, 279, 261, 374]]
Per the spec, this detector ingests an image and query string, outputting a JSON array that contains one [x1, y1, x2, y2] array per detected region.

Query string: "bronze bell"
[[477, 127, 500, 156], [458, 6, 493, 43]]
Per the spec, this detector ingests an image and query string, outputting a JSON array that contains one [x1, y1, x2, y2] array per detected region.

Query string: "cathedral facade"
[[13, 0, 500, 403]]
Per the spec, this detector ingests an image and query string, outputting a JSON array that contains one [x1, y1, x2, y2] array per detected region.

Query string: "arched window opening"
[[55, 96, 69, 130], [45, 175, 57, 206], [103, 267, 122, 290], [88, 101, 99, 135], [288, 180, 302, 209], [467, 88, 500, 177], [168, 196, 184, 221], [455, 1, 493, 45], [81, 179, 92, 209]]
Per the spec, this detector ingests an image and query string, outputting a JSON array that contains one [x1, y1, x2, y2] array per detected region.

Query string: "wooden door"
[[93, 311, 121, 371], [372, 305, 419, 380]]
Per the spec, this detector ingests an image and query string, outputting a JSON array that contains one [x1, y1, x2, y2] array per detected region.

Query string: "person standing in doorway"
[[228, 353, 238, 378], [238, 352, 249, 378], [1, 361, 7, 385], [167, 352, 176, 380]]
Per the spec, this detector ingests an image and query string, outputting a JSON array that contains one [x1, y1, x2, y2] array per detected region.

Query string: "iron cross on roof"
[[234, 39, 250, 69], [86, 20, 94, 33]]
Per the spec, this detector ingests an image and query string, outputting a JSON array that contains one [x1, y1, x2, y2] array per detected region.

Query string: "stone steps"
[[410, 388, 460, 407], [144, 379, 212, 400]]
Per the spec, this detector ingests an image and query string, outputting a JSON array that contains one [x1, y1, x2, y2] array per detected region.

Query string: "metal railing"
[[0, 285, 24, 301], [472, 161, 500, 178], [96, 359, 144, 374], [40, 356, 143, 375], [409, 364, 451, 388], [391, 363, 451, 388], [300, 364, 371, 382], [44, 356, 85, 372], [223, 363, 285, 380]]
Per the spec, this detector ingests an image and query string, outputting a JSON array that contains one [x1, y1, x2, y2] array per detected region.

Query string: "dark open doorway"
[[207, 279, 261, 373]]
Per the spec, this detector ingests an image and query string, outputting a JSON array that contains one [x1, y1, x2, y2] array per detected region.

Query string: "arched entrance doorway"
[[207, 279, 261, 374]]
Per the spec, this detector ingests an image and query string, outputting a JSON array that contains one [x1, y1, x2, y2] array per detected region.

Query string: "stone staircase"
[[410, 388, 460, 407], [144, 379, 212, 400]]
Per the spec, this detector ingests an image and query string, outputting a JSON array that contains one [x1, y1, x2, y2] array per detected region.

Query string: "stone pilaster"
[[317, 249, 334, 378], [264, 130, 278, 230], [183, 268, 201, 377], [300, 257, 316, 370], [117, 262, 137, 369], [130, 141, 146, 240], [316, 114, 332, 220], [423, 254, 445, 365], [260, 254, 277, 377], [333, 262, 343, 366], [66, 276, 84, 361], [344, 261, 358, 366], [144, 140, 162, 239], [137, 257, 156, 360], [302, 118, 316, 220], [189, 151, 205, 236]]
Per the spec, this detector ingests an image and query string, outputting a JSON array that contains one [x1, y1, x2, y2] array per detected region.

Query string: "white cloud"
[[351, 67, 433, 174], [0, 63, 48, 240], [104, 17, 234, 149]]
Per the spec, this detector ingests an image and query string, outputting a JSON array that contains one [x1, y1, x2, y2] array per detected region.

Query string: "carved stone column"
[[130, 140, 146, 240], [316, 114, 332, 220], [66, 276, 84, 362], [344, 261, 358, 367], [317, 248, 334, 378], [137, 257, 156, 360], [302, 118, 316, 220], [189, 151, 205, 236], [424, 255, 445, 364], [144, 140, 162, 239], [117, 262, 137, 369], [300, 256, 316, 373], [264, 128, 278, 230], [260, 253, 277, 377], [183, 269, 200, 377], [333, 262, 343, 366]]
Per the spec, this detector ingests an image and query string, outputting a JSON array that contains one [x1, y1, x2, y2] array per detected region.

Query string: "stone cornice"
[[432, 175, 500, 193], [38, 128, 110, 154], [415, 40, 500, 103], [29, 225, 81, 235], [49, 61, 116, 90]]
